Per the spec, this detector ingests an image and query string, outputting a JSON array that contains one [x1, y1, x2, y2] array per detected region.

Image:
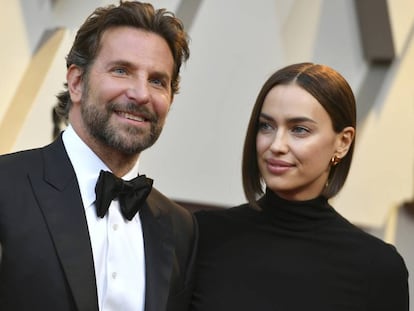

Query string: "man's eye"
[[150, 79, 161, 85], [113, 68, 127, 75], [149, 78, 166, 87]]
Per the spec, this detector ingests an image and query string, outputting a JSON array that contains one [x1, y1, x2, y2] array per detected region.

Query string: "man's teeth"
[[122, 112, 145, 122]]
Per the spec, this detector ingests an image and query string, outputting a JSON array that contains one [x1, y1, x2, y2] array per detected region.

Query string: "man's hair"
[[54, 1, 189, 124]]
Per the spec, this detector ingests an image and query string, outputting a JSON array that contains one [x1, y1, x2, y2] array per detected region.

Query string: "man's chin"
[[114, 137, 156, 155]]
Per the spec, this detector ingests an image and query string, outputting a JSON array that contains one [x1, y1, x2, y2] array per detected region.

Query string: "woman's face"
[[256, 83, 351, 201]]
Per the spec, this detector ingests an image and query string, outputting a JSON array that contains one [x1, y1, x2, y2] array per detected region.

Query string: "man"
[[0, 2, 196, 311]]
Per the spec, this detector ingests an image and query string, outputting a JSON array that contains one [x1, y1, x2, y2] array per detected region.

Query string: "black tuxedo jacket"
[[0, 136, 197, 311]]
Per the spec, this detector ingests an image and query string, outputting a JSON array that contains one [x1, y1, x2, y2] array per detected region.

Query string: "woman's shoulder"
[[333, 213, 407, 274], [194, 203, 260, 242], [361, 233, 408, 277], [352, 229, 410, 308], [195, 203, 258, 226]]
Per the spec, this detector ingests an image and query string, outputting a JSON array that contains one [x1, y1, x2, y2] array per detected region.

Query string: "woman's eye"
[[291, 126, 310, 135], [258, 121, 273, 132]]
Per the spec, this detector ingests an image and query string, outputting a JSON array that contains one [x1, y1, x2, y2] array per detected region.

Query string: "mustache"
[[109, 102, 157, 122]]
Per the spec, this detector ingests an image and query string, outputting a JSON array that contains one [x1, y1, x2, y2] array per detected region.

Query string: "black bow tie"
[[94, 170, 153, 220]]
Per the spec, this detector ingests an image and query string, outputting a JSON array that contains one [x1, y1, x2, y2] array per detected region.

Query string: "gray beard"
[[81, 100, 163, 155]]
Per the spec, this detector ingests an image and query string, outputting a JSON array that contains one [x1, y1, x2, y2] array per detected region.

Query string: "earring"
[[331, 155, 341, 166]]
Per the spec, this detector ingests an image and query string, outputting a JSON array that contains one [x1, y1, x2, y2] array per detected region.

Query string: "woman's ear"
[[335, 126, 355, 158], [66, 64, 84, 105]]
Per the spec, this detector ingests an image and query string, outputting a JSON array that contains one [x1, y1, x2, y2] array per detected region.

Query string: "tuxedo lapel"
[[141, 195, 174, 311], [30, 137, 99, 311]]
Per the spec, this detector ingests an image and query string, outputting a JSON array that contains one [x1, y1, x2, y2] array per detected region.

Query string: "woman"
[[191, 63, 409, 310]]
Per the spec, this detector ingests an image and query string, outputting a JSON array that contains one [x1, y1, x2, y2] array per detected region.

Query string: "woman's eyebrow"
[[259, 112, 316, 124]]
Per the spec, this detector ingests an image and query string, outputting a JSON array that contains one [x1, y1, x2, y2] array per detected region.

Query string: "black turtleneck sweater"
[[190, 191, 409, 311]]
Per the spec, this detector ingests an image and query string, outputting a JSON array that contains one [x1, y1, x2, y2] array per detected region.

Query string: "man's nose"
[[125, 79, 150, 104]]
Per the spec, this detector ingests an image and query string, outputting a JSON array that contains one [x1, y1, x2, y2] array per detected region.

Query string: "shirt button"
[[112, 224, 118, 231], [112, 272, 117, 279]]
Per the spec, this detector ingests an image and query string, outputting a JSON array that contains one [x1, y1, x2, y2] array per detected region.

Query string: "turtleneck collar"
[[257, 189, 337, 231]]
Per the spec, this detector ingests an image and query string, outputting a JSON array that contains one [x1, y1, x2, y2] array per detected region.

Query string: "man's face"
[[74, 26, 174, 155]]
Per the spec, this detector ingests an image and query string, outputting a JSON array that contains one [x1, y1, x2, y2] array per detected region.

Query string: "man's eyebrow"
[[107, 60, 172, 79], [150, 70, 172, 82], [107, 60, 133, 67]]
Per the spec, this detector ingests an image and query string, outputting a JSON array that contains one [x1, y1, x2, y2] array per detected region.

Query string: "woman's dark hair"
[[54, 1, 189, 125], [242, 62, 357, 208]]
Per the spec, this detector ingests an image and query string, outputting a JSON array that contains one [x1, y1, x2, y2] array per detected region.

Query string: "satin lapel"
[[141, 195, 174, 311], [30, 137, 99, 311]]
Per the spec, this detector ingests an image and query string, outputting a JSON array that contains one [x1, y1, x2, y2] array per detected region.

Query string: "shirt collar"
[[62, 125, 140, 210]]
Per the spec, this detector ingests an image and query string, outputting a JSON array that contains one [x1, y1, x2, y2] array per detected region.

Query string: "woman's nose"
[[269, 130, 289, 154]]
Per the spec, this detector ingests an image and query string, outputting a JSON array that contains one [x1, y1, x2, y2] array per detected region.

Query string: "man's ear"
[[66, 64, 84, 104], [335, 126, 355, 158]]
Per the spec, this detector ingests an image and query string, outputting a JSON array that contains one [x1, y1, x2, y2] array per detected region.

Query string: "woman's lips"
[[265, 159, 294, 174]]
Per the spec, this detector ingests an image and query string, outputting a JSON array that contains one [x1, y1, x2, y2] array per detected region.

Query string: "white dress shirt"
[[62, 125, 145, 311]]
